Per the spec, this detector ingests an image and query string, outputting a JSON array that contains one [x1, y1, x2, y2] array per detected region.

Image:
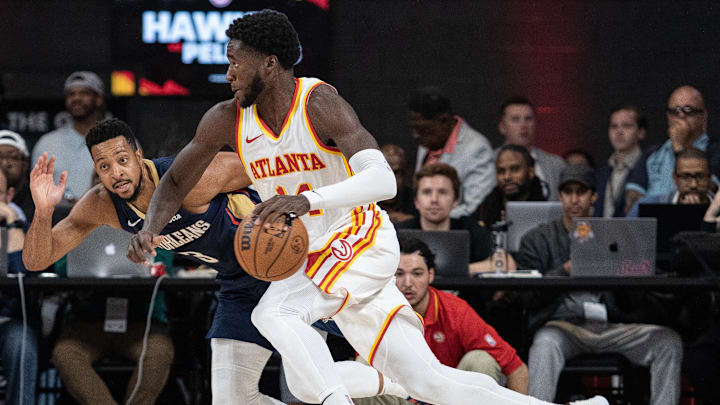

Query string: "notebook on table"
[[570, 218, 656, 277], [67, 226, 150, 278], [506, 201, 563, 252], [395, 229, 470, 277]]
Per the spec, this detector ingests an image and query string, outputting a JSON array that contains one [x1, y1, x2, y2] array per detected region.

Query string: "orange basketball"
[[234, 212, 309, 281]]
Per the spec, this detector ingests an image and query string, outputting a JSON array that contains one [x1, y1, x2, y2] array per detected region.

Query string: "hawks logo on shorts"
[[330, 239, 353, 262]]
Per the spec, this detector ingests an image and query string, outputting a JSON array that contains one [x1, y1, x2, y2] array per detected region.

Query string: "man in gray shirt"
[[516, 165, 682, 405], [408, 86, 495, 218], [31, 71, 106, 203]]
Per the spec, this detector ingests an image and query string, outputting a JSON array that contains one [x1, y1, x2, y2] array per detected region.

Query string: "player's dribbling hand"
[[127, 230, 164, 265], [29, 153, 67, 216], [251, 195, 310, 229]]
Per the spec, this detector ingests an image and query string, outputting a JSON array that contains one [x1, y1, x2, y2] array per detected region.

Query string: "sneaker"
[[567, 396, 610, 405]]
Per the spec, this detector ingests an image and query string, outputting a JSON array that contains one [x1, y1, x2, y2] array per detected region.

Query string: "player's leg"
[[251, 269, 354, 404], [278, 325, 409, 402], [211, 339, 284, 405], [333, 281, 606, 405], [361, 314, 608, 405]]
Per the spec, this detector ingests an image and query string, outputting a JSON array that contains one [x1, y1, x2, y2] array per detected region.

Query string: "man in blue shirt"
[[625, 86, 718, 208], [627, 148, 713, 217]]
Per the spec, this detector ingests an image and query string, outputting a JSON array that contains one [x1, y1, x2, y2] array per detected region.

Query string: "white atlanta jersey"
[[235, 77, 394, 295]]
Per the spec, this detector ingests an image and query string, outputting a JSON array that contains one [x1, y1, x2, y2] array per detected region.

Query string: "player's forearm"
[[22, 212, 55, 270], [301, 149, 396, 211], [143, 171, 188, 234]]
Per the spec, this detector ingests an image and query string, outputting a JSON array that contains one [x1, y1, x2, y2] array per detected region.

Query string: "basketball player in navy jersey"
[[23, 118, 409, 405], [129, 9, 607, 405]]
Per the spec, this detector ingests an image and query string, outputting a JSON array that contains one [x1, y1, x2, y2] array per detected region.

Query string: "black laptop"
[[638, 203, 707, 254], [395, 229, 470, 278]]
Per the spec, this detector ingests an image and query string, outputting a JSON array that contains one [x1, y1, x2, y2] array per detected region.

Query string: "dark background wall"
[[2, 0, 720, 165]]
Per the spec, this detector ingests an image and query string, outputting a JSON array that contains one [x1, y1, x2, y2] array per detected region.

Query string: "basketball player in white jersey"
[[129, 9, 607, 405]]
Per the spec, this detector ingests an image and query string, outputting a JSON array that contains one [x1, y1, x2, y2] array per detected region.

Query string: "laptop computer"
[[638, 203, 707, 253], [570, 218, 657, 277], [67, 226, 150, 278], [395, 229, 469, 277], [506, 201, 563, 252]]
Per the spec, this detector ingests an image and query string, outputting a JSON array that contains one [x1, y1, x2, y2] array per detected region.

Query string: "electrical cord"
[[18, 272, 27, 405], [125, 273, 167, 405]]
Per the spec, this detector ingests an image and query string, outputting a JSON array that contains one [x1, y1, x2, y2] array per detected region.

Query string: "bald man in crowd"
[[625, 85, 720, 208]]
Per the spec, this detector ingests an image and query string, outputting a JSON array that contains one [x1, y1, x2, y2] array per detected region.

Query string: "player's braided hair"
[[226, 9, 301, 70], [86, 118, 138, 153]]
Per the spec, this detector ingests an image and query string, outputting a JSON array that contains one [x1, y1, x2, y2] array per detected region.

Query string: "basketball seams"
[[234, 214, 309, 281], [262, 219, 293, 278]]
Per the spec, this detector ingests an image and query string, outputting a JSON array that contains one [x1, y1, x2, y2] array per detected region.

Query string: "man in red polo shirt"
[[355, 236, 528, 405]]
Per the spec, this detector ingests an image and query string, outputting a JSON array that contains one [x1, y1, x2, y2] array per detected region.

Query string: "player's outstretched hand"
[[252, 195, 310, 229], [30, 153, 67, 216], [127, 230, 164, 265]]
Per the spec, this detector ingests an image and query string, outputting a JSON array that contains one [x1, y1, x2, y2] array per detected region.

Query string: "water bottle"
[[490, 212, 510, 276]]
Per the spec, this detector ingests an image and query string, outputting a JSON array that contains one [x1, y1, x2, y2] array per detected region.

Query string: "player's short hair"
[[413, 162, 461, 201], [407, 86, 453, 120], [496, 144, 535, 168], [609, 104, 648, 131], [226, 9, 301, 70], [498, 96, 534, 120], [86, 118, 138, 153], [398, 235, 436, 272]]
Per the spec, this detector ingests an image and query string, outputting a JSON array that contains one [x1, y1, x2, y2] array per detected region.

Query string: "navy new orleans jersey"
[[110, 157, 258, 279], [109, 156, 340, 346]]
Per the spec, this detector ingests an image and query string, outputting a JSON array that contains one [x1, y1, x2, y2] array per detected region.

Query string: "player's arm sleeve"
[[458, 304, 523, 376], [301, 148, 396, 211]]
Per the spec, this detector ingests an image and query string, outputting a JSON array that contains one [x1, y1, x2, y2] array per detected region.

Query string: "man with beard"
[[497, 97, 566, 201], [130, 10, 607, 405], [408, 86, 495, 218], [516, 165, 683, 404], [627, 147, 713, 217], [31, 71, 106, 205], [474, 144, 546, 229], [24, 118, 411, 405]]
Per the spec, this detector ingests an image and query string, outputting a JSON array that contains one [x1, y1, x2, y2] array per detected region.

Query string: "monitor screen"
[[110, 0, 331, 97]]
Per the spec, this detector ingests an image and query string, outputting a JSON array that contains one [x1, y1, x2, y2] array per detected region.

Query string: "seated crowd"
[[1, 72, 719, 405]]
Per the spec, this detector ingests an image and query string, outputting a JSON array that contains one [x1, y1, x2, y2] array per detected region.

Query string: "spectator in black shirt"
[[395, 162, 505, 275], [475, 144, 545, 229]]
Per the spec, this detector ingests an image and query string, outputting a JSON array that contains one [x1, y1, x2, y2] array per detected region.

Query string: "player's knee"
[[250, 302, 275, 334]]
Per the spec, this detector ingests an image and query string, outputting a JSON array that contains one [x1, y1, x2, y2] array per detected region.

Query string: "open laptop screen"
[[396, 230, 470, 278]]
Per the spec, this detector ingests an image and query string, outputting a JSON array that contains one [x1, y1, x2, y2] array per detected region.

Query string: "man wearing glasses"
[[625, 85, 719, 208], [626, 148, 712, 217]]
